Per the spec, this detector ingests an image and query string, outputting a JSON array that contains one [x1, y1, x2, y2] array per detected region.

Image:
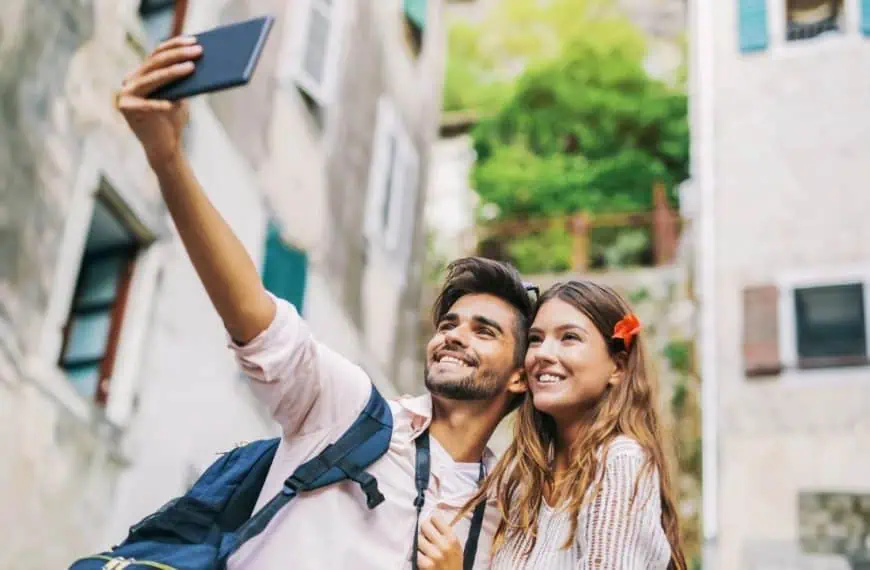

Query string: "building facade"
[[0, 0, 443, 568], [691, 0, 870, 568]]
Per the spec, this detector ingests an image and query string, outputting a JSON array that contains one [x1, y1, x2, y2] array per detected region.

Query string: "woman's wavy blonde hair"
[[457, 280, 687, 569]]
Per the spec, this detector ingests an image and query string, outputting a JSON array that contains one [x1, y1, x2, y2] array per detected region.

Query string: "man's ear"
[[506, 368, 528, 396]]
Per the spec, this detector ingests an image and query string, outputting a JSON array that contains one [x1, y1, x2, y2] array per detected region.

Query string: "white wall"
[[702, 1, 870, 567]]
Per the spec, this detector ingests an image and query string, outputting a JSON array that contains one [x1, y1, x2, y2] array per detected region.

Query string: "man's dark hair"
[[431, 257, 533, 369]]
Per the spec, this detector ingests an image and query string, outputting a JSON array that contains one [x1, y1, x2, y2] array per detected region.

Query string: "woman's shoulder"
[[599, 435, 647, 462]]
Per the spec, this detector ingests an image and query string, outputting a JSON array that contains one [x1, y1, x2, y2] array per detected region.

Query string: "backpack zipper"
[[85, 555, 178, 570]]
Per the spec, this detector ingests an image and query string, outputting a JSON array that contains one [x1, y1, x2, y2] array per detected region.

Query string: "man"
[[116, 37, 533, 569]]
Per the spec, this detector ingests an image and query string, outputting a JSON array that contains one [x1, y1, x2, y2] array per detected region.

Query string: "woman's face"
[[524, 297, 622, 419]]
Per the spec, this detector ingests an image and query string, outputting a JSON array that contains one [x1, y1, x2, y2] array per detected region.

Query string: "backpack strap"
[[218, 383, 393, 561]]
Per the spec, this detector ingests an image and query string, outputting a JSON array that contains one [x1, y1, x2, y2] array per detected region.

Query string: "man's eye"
[[478, 328, 495, 337], [438, 322, 454, 332]]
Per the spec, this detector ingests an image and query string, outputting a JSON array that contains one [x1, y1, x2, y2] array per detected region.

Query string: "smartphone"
[[148, 15, 275, 101]]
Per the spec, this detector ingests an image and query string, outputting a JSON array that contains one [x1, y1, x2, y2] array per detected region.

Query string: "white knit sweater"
[[489, 436, 672, 570]]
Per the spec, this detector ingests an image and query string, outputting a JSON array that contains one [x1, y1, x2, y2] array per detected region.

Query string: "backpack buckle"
[[282, 474, 305, 496], [359, 475, 385, 509]]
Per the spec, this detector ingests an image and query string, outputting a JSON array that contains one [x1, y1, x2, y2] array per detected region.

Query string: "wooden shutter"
[[404, 0, 427, 30], [262, 222, 308, 312], [738, 0, 769, 53], [743, 284, 782, 377]]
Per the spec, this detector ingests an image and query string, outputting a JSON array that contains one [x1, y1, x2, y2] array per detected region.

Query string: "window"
[[742, 269, 870, 377], [786, 0, 844, 42], [139, 0, 177, 49], [738, 0, 870, 54], [286, 0, 345, 105], [59, 198, 142, 404], [364, 98, 420, 259], [794, 282, 866, 367], [262, 220, 308, 312]]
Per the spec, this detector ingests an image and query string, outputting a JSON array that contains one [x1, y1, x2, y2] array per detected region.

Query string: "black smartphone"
[[148, 15, 275, 101]]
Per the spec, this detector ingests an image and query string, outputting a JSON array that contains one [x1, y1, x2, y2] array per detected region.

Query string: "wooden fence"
[[478, 182, 681, 271]]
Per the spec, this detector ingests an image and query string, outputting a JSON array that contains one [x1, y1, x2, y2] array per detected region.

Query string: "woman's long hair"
[[457, 281, 687, 570]]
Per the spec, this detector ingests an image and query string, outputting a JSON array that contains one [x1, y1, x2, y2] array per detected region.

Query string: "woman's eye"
[[437, 323, 454, 332], [528, 335, 542, 344], [563, 333, 581, 342]]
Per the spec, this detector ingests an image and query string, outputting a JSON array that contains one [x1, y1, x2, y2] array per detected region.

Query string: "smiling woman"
[[441, 279, 688, 570]]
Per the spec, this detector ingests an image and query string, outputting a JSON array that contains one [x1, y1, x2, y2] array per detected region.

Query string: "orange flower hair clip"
[[611, 313, 642, 350]]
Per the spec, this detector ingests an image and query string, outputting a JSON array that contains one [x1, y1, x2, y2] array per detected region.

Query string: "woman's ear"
[[608, 356, 626, 386]]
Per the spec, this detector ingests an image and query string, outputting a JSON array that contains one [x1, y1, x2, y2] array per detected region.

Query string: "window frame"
[[768, 0, 862, 53], [57, 204, 142, 406], [281, 0, 347, 107], [32, 140, 165, 428], [364, 97, 421, 261], [777, 264, 870, 371]]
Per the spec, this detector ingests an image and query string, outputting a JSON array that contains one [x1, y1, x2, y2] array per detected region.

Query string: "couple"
[[116, 37, 686, 569]]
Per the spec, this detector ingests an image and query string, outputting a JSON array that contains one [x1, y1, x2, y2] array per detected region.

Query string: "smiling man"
[[114, 37, 534, 570]]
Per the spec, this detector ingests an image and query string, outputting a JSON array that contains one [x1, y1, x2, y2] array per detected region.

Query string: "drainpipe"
[[690, 0, 718, 566]]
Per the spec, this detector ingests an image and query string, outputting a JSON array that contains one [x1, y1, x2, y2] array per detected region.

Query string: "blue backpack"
[[70, 383, 393, 570]]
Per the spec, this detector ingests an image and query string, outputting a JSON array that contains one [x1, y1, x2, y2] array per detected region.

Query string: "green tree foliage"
[[471, 33, 689, 218], [443, 0, 689, 219], [444, 0, 617, 114], [446, 0, 689, 271]]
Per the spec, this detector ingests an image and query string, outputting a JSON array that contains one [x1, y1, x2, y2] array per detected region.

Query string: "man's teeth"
[[538, 374, 564, 384], [440, 356, 467, 366]]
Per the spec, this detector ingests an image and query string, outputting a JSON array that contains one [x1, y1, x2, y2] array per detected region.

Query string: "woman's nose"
[[533, 337, 559, 363]]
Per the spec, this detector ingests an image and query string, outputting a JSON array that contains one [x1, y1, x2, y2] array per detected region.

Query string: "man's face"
[[425, 293, 520, 401]]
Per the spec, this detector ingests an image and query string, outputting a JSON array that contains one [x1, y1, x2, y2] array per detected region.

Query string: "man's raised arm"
[[116, 36, 274, 343]]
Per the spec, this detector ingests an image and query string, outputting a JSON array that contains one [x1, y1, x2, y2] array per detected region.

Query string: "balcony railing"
[[477, 182, 682, 273]]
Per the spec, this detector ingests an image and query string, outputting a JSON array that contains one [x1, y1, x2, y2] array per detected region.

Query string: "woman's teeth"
[[538, 374, 564, 384]]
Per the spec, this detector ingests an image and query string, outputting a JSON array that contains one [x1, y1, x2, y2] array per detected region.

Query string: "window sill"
[[771, 33, 866, 59], [22, 356, 130, 465], [797, 355, 869, 370]]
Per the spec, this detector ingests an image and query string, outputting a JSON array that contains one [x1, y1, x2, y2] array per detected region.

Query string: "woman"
[[416, 280, 687, 570]]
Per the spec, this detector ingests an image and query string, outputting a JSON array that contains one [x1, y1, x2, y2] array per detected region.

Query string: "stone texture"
[[1, 1, 444, 568], [0, 1, 159, 566]]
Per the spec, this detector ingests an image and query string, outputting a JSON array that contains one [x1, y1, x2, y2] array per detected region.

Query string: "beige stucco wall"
[[702, 0, 870, 567]]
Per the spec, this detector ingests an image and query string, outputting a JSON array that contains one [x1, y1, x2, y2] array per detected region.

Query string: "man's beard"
[[424, 366, 504, 401]]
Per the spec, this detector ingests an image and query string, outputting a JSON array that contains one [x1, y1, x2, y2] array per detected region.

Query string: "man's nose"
[[444, 325, 470, 347]]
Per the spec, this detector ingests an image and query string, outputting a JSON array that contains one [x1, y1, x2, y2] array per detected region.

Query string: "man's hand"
[[113, 35, 274, 343], [417, 515, 464, 570], [117, 36, 202, 167]]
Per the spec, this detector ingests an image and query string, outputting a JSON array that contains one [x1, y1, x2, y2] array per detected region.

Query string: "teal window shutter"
[[262, 221, 308, 312], [862, 0, 870, 36], [738, 0, 768, 53], [404, 0, 427, 30]]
